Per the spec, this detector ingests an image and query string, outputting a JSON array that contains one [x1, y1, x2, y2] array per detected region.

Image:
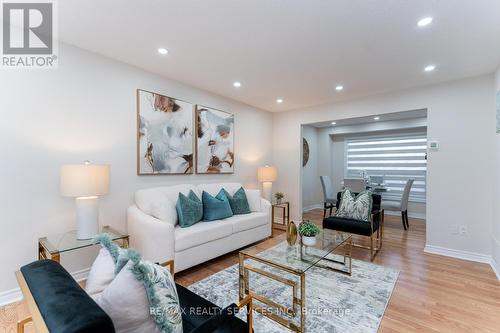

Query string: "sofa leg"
[[401, 211, 407, 230], [405, 210, 409, 229]]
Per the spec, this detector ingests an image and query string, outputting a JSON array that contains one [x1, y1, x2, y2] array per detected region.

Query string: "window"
[[345, 134, 427, 202]]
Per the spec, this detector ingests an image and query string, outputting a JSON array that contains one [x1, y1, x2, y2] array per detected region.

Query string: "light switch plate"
[[428, 141, 439, 151]]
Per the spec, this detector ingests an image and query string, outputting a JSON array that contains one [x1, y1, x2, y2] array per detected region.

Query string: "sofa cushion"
[[323, 216, 379, 236], [202, 190, 233, 221], [227, 212, 269, 233], [20, 260, 115, 333], [197, 182, 243, 196], [150, 196, 177, 225], [135, 184, 200, 225], [245, 189, 262, 212], [177, 190, 203, 228], [221, 187, 251, 215], [174, 219, 233, 252]]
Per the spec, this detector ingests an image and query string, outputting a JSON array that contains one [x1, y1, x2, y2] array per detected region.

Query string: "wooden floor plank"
[[2, 210, 500, 332]]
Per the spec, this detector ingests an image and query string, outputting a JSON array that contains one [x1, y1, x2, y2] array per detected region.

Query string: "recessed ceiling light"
[[276, 98, 283, 104], [331, 121, 336, 125], [374, 116, 380, 121], [417, 17, 433, 27], [158, 48, 168, 55], [335, 85, 344, 91], [233, 81, 241, 88], [424, 65, 436, 72]]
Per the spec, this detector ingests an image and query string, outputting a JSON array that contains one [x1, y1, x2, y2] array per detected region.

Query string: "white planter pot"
[[301, 236, 317, 247]]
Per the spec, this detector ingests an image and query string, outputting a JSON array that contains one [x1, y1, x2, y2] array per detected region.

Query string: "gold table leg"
[[239, 254, 306, 332]]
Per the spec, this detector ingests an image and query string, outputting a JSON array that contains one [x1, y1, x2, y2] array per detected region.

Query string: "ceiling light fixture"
[[374, 117, 380, 121], [331, 121, 336, 125], [276, 98, 283, 104], [424, 65, 436, 72], [417, 17, 433, 27], [158, 48, 168, 55], [335, 85, 344, 91], [233, 81, 241, 88]]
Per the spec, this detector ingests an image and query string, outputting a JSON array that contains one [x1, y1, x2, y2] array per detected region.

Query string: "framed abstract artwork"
[[195, 105, 235, 173], [137, 89, 194, 174]]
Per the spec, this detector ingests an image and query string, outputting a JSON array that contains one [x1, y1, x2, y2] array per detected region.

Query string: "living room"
[[1, 1, 500, 333]]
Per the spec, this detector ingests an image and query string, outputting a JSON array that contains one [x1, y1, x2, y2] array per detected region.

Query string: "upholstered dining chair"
[[320, 175, 337, 217], [343, 178, 366, 192], [381, 179, 414, 230]]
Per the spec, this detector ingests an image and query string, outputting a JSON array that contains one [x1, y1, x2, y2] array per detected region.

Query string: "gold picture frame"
[[136, 89, 195, 175], [195, 105, 235, 174]]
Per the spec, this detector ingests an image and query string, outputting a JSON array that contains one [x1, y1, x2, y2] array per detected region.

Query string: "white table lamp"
[[60, 161, 110, 240], [257, 165, 277, 202]]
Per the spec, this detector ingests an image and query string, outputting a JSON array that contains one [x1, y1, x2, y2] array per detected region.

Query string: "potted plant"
[[274, 192, 285, 204], [298, 220, 321, 246]]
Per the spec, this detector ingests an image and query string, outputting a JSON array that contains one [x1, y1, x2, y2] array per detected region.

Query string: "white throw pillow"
[[85, 248, 115, 297], [150, 196, 178, 225], [95, 261, 161, 333], [245, 189, 262, 212]]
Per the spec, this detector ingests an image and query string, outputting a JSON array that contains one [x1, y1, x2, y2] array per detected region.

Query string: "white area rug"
[[188, 244, 399, 333]]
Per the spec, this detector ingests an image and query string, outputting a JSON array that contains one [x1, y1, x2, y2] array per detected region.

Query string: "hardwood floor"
[[2, 210, 500, 332]]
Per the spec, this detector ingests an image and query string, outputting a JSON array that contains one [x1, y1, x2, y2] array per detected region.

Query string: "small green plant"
[[298, 220, 320, 237], [274, 192, 285, 201]]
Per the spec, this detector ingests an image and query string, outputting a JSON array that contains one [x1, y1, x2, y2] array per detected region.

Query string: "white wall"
[[301, 126, 321, 210], [493, 67, 500, 276], [0, 43, 273, 300], [273, 75, 495, 258]]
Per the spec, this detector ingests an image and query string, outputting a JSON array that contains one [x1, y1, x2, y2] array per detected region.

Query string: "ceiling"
[[309, 109, 428, 128], [57, 0, 500, 112]]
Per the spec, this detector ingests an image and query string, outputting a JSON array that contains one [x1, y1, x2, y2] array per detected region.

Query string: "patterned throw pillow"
[[202, 190, 233, 221], [96, 250, 183, 333], [176, 190, 203, 228], [335, 188, 373, 222], [221, 187, 251, 215], [128, 251, 183, 333]]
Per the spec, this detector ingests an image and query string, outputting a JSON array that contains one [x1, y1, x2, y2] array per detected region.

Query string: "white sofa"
[[127, 182, 271, 272]]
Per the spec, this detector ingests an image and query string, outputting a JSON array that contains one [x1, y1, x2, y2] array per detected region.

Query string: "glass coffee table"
[[239, 227, 352, 332]]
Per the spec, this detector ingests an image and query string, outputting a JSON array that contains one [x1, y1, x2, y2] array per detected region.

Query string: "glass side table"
[[38, 226, 129, 263], [272, 201, 290, 237]]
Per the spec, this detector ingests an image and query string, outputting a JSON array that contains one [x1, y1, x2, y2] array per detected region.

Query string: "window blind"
[[345, 134, 427, 202]]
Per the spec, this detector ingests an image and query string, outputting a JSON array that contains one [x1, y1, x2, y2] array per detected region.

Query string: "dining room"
[[301, 109, 428, 230]]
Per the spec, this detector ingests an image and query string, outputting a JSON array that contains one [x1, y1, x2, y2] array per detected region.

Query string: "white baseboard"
[[383, 210, 426, 220], [491, 259, 500, 280], [0, 288, 22, 307], [302, 204, 323, 212], [0, 267, 90, 306], [424, 244, 492, 264]]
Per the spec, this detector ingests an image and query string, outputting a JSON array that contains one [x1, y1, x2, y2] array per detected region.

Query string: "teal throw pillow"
[[221, 187, 251, 215], [202, 190, 233, 221], [176, 190, 203, 228]]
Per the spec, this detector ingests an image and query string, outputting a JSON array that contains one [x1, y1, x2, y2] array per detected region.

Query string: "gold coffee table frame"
[[239, 231, 352, 332]]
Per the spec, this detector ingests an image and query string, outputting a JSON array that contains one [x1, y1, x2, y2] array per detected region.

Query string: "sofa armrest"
[[127, 205, 175, 267], [260, 198, 271, 215]]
